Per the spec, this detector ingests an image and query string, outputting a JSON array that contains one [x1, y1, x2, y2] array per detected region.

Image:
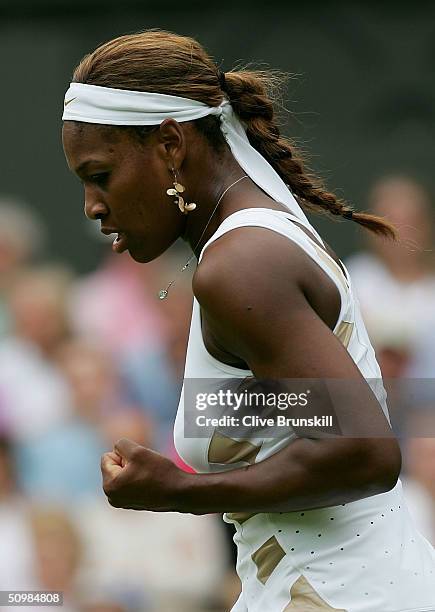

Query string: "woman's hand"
[[101, 438, 187, 512]]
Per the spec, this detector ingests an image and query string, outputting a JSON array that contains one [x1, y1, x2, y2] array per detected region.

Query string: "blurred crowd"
[[0, 200, 238, 611], [0, 175, 434, 611], [345, 175, 435, 547]]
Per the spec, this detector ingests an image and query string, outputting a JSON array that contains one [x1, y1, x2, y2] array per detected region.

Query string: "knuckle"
[[130, 446, 143, 462]]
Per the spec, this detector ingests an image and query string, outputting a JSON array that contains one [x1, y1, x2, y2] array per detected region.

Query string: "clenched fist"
[[101, 438, 188, 512]]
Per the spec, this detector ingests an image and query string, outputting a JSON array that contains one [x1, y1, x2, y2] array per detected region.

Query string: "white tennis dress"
[[173, 207, 435, 612]]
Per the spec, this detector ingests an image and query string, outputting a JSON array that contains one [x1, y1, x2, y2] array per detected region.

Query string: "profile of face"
[[62, 120, 193, 263]]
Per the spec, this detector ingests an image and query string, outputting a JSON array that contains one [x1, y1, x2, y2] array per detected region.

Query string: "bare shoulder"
[[192, 225, 314, 373], [191, 224, 352, 378], [193, 224, 309, 315]]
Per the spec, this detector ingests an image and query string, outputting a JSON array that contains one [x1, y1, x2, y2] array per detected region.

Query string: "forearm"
[[174, 437, 399, 515]]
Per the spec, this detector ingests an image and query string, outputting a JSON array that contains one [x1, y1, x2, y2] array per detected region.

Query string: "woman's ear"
[[157, 118, 187, 172]]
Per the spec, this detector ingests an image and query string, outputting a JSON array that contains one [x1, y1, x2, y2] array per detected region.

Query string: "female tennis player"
[[62, 31, 435, 612]]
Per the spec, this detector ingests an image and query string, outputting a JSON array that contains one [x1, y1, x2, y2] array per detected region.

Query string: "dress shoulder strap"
[[198, 206, 351, 299]]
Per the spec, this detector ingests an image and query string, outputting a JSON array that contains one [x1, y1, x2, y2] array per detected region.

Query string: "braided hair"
[[221, 69, 395, 238]]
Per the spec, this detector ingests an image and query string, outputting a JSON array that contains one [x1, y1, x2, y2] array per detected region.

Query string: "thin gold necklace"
[[158, 175, 249, 300]]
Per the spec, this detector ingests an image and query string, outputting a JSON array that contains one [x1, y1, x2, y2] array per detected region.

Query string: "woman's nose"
[[84, 193, 109, 221]]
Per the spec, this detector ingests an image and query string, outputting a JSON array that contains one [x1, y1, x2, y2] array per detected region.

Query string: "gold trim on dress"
[[283, 575, 347, 611], [312, 245, 348, 294], [251, 536, 286, 585], [208, 430, 260, 465], [335, 321, 354, 348]]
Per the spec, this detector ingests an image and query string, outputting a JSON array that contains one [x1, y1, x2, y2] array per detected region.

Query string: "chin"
[[128, 245, 160, 264], [128, 251, 153, 264], [127, 235, 175, 264]]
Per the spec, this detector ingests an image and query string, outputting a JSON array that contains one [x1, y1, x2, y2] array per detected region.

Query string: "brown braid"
[[223, 70, 396, 239], [71, 30, 395, 239]]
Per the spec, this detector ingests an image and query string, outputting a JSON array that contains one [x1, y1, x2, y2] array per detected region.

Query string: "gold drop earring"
[[166, 168, 196, 214]]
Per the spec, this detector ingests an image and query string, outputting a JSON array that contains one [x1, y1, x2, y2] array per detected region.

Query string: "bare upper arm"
[[194, 225, 352, 378]]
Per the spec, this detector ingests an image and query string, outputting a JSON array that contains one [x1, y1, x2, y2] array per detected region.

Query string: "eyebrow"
[[74, 159, 107, 175]]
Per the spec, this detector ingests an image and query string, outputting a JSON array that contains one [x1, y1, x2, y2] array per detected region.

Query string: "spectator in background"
[[0, 198, 46, 338], [69, 248, 164, 356], [14, 337, 140, 504], [346, 175, 435, 377], [30, 508, 83, 611], [21, 505, 126, 612], [0, 435, 34, 590], [0, 265, 74, 440], [75, 476, 230, 611], [401, 421, 435, 545], [55, 339, 135, 427]]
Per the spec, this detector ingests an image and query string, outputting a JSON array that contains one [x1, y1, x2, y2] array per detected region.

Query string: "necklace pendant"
[[158, 289, 168, 300]]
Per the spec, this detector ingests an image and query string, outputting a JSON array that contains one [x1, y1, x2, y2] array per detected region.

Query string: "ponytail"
[[222, 69, 396, 239]]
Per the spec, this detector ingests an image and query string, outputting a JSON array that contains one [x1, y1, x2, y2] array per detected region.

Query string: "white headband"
[[62, 82, 309, 223]]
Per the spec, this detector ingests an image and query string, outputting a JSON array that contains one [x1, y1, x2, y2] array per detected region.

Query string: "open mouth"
[[112, 232, 128, 254], [100, 227, 129, 254]]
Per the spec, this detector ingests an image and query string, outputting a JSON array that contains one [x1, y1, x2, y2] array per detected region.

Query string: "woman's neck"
[[181, 148, 290, 258]]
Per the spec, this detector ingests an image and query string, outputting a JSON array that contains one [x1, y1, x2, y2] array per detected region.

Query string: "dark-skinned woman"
[[62, 30, 435, 612]]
